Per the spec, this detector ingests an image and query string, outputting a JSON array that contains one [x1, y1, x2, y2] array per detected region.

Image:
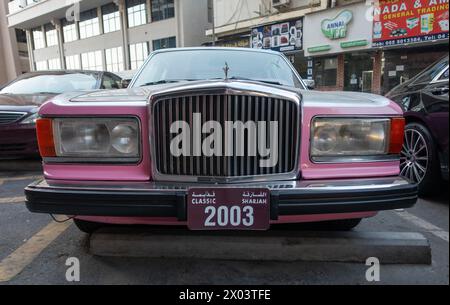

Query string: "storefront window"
[[45, 24, 58, 47], [382, 45, 449, 94], [66, 55, 81, 69], [105, 46, 124, 72], [35, 60, 48, 71], [81, 50, 103, 70], [153, 37, 176, 51], [32, 28, 45, 50], [151, 0, 175, 22], [127, 0, 147, 28], [129, 42, 149, 70], [288, 52, 308, 80], [344, 53, 373, 93], [48, 58, 61, 70], [102, 3, 121, 33], [62, 19, 77, 43], [314, 57, 337, 87], [79, 9, 100, 39]]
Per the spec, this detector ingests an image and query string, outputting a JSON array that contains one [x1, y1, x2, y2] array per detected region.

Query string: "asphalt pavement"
[[0, 169, 448, 285]]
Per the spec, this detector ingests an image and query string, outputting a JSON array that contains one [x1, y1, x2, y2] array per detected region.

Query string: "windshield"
[[412, 56, 449, 85], [132, 49, 304, 88], [0, 73, 99, 95]]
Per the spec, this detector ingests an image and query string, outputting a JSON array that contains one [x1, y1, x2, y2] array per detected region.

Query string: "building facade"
[[6, 0, 212, 75], [372, 0, 449, 94], [303, 1, 383, 93], [206, 0, 329, 79], [207, 0, 449, 95], [0, 0, 30, 85]]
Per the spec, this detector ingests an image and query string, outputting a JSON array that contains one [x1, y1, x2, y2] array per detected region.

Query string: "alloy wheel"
[[400, 128, 429, 184]]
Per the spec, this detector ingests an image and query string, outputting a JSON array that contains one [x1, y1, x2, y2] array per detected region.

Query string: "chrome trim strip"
[[32, 176, 411, 193], [431, 64, 449, 83], [147, 81, 302, 183], [43, 157, 141, 164], [312, 155, 400, 164], [0, 111, 28, 124]]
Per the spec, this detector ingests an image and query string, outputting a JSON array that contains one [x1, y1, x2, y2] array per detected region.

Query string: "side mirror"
[[304, 79, 315, 90], [121, 79, 131, 88]]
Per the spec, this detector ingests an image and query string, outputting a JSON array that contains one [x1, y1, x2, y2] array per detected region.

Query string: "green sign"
[[321, 10, 353, 40], [340, 40, 368, 48], [307, 45, 332, 53]]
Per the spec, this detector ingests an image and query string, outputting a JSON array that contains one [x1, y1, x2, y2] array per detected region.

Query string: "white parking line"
[[396, 210, 449, 242], [0, 196, 26, 204]]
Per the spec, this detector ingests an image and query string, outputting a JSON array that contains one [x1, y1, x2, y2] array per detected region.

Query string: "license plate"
[[187, 188, 270, 231]]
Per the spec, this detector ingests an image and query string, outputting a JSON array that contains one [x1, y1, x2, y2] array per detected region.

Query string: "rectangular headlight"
[[52, 118, 140, 162], [311, 118, 391, 162]]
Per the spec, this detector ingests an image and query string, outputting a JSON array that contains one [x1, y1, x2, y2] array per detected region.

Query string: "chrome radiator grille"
[[0, 112, 26, 125], [152, 94, 299, 180]]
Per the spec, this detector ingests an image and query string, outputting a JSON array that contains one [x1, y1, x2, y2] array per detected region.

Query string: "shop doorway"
[[344, 52, 374, 93]]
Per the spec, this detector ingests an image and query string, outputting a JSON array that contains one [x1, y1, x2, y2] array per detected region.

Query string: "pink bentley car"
[[25, 48, 418, 233]]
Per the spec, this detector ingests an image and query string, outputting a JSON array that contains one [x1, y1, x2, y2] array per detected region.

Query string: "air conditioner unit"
[[272, 0, 291, 9]]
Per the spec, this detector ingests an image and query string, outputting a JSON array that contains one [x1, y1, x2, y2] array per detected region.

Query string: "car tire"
[[316, 218, 362, 231], [74, 219, 104, 234], [401, 122, 441, 197]]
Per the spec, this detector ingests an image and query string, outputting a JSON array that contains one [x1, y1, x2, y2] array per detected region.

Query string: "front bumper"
[[25, 177, 418, 220]]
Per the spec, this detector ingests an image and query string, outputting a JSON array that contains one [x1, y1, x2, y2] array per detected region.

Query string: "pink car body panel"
[[38, 88, 403, 225]]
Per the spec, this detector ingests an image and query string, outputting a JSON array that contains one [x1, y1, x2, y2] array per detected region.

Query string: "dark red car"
[[387, 55, 449, 196], [0, 70, 122, 159]]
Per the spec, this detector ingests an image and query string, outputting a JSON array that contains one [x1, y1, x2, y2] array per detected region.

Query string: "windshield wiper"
[[210, 76, 283, 86], [139, 79, 197, 87], [231, 77, 283, 86], [36, 92, 59, 95]]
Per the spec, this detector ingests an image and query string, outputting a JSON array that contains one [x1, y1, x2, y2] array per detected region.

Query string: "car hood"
[[51, 80, 399, 112], [0, 93, 56, 112]]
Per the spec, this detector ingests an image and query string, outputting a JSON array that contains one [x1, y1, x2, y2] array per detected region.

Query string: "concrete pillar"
[[52, 19, 66, 69], [372, 50, 383, 95], [25, 30, 35, 71], [119, 0, 130, 70], [336, 53, 345, 91], [146, 0, 152, 23], [97, 7, 107, 71], [41, 25, 47, 48], [175, 0, 182, 48]]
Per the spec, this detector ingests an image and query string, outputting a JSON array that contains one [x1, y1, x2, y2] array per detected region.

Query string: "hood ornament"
[[223, 62, 230, 80]]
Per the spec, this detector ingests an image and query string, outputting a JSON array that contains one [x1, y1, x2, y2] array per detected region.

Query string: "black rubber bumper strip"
[[25, 180, 418, 220]]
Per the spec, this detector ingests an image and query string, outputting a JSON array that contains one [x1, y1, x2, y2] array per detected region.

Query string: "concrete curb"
[[0, 160, 42, 172], [89, 229, 432, 265]]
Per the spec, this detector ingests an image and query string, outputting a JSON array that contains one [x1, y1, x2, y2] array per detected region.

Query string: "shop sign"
[[373, 0, 449, 47], [340, 40, 369, 48], [321, 10, 353, 40], [307, 45, 332, 53], [215, 37, 250, 48], [251, 18, 303, 52]]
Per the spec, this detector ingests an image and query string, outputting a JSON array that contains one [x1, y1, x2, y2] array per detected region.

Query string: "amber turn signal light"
[[389, 117, 405, 154], [36, 118, 56, 157]]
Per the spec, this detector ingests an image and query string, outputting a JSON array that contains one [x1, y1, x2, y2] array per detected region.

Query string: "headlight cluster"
[[52, 118, 140, 161], [311, 118, 396, 162]]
